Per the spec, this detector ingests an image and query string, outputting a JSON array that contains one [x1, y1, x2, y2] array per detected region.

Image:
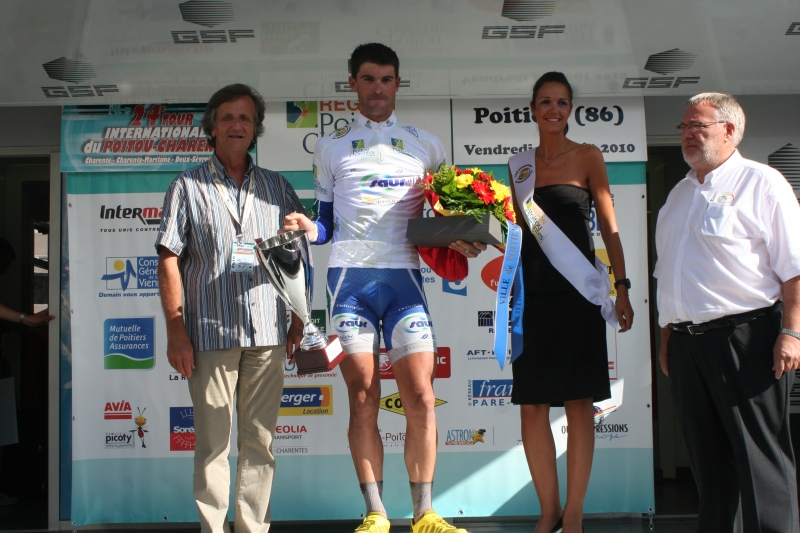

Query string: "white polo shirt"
[[655, 150, 800, 327], [313, 112, 447, 269]]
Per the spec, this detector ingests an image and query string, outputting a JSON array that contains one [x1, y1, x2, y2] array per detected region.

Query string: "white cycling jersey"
[[313, 112, 447, 269]]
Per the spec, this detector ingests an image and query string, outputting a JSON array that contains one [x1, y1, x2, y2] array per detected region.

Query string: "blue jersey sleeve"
[[312, 200, 333, 245]]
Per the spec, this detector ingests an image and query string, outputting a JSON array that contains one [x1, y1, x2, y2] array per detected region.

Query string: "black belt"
[[668, 302, 782, 335]]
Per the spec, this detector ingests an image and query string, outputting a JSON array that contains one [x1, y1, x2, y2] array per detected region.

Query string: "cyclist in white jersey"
[[283, 43, 484, 533]]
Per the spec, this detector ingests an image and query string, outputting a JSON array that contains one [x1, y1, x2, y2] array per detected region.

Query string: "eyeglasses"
[[675, 121, 727, 133]]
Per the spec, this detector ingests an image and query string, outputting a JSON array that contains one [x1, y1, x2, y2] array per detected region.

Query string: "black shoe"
[[550, 517, 563, 533]]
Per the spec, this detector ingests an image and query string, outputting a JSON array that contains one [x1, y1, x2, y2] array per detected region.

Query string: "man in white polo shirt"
[[655, 92, 800, 532]]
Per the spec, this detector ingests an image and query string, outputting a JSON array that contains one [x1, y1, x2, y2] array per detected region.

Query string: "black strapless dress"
[[510, 184, 611, 406]]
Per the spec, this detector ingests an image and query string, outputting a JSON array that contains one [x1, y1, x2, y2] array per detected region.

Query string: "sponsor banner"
[[61, 104, 219, 173], [279, 386, 333, 416], [380, 347, 452, 380], [103, 317, 155, 370], [468, 379, 513, 406], [451, 97, 646, 164], [259, 100, 453, 172], [169, 407, 195, 451]]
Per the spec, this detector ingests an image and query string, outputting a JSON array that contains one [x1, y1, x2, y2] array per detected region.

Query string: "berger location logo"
[[104, 318, 155, 370], [279, 386, 333, 416]]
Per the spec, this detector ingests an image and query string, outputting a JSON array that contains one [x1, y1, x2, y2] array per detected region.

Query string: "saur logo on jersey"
[[402, 125, 419, 138], [358, 174, 412, 206], [402, 314, 432, 334]]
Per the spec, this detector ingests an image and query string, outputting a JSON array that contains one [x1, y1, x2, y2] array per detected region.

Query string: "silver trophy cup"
[[255, 230, 343, 374]]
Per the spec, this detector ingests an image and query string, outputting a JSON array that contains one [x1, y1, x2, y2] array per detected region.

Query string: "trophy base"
[[294, 335, 346, 375]]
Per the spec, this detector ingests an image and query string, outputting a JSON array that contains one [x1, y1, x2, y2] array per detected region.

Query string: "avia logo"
[[623, 49, 699, 89], [41, 57, 119, 98], [286, 101, 318, 128], [445, 428, 487, 445], [104, 318, 155, 370], [402, 315, 432, 333], [768, 144, 800, 190], [469, 379, 513, 406], [170, 407, 195, 451], [279, 385, 333, 416], [333, 314, 368, 332], [102, 257, 159, 291], [104, 401, 132, 420], [172, 0, 254, 43], [380, 392, 447, 416], [100, 205, 162, 225]]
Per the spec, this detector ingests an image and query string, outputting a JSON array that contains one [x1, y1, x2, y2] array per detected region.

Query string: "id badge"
[[230, 242, 256, 274]]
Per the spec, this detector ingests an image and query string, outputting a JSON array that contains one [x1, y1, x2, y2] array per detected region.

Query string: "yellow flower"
[[454, 173, 474, 188], [468, 167, 483, 176], [490, 180, 510, 201]]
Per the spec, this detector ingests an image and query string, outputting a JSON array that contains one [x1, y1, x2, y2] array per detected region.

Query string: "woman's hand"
[[615, 287, 634, 332]]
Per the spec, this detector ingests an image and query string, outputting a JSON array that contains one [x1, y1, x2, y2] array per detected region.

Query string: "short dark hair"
[[201, 84, 265, 151], [532, 71, 573, 104], [350, 43, 399, 78], [0, 238, 15, 261]]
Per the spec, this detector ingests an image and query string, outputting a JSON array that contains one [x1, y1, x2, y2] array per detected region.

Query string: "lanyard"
[[209, 158, 256, 241]]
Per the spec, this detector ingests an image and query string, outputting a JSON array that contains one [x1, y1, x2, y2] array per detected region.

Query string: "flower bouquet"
[[408, 164, 516, 282], [407, 164, 516, 248]]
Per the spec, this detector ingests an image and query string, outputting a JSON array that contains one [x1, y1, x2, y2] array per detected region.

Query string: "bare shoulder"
[[573, 142, 605, 166]]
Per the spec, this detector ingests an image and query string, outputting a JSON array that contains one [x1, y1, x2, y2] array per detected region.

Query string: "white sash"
[[508, 149, 618, 329]]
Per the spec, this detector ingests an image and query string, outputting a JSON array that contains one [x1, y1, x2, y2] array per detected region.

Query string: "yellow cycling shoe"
[[355, 512, 390, 533], [410, 510, 467, 533]]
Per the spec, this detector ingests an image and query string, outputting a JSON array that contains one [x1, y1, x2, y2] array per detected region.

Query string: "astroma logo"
[[286, 101, 318, 128]]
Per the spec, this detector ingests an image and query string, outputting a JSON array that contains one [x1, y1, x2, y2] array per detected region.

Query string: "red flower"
[[505, 209, 516, 222], [478, 172, 490, 181], [472, 180, 495, 204], [423, 173, 434, 186]]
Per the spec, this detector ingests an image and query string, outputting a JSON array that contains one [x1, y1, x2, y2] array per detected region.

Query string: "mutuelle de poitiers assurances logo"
[[104, 317, 155, 370], [100, 256, 159, 296]]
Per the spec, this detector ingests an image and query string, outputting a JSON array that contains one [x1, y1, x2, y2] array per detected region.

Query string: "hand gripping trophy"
[[255, 230, 345, 374]]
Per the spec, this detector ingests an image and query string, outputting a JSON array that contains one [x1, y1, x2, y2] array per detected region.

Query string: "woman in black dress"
[[509, 72, 633, 533]]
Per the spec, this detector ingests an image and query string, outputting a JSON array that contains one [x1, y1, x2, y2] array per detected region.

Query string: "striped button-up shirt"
[[155, 153, 305, 351]]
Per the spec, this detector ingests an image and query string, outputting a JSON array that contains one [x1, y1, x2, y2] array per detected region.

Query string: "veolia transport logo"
[[103, 317, 155, 370], [286, 102, 318, 128]]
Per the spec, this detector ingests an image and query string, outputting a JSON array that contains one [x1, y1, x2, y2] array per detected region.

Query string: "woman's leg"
[[562, 397, 595, 533], [521, 404, 562, 532]]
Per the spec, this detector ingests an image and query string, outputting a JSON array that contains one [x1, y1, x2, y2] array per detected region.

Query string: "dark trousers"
[[669, 310, 799, 533]]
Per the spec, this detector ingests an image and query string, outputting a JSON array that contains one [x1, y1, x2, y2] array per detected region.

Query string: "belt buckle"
[[686, 324, 704, 335]]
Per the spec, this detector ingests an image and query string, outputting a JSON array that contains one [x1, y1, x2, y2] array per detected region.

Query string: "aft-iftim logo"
[[286, 102, 318, 128], [170, 407, 195, 451], [104, 318, 155, 370], [279, 386, 333, 416], [468, 379, 513, 406], [380, 347, 451, 380], [99, 205, 162, 225], [104, 400, 132, 420], [380, 392, 447, 416], [101, 256, 159, 292]]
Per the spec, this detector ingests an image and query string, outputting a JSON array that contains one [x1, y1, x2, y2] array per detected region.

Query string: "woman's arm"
[[585, 146, 634, 331]]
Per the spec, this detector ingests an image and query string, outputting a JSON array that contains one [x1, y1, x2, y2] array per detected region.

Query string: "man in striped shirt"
[[156, 84, 304, 533]]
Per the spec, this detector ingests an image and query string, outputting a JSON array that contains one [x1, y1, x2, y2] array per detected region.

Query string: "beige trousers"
[[188, 345, 285, 533]]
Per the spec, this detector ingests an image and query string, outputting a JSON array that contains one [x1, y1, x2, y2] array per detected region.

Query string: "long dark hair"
[[531, 72, 573, 134]]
